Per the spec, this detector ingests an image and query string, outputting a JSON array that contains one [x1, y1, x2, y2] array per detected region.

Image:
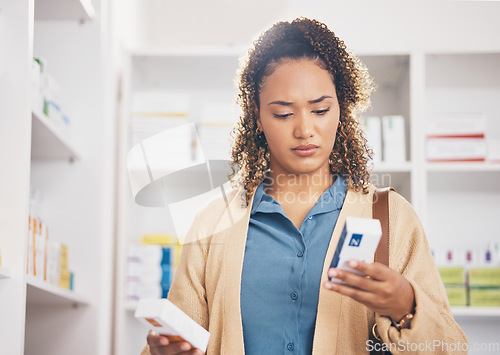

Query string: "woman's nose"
[[293, 111, 314, 138]]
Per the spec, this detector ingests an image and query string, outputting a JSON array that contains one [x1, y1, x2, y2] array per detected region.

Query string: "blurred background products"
[[427, 113, 487, 162], [434, 244, 500, 307], [126, 234, 179, 302]]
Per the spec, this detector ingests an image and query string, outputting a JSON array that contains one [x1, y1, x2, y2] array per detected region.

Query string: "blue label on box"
[[349, 233, 363, 247]]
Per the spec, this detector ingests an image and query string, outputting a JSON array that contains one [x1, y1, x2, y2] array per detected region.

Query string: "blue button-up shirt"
[[241, 176, 347, 354]]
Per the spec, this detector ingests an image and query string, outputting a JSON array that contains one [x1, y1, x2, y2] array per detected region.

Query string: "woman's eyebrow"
[[308, 95, 333, 104], [267, 95, 333, 106], [267, 100, 292, 106]]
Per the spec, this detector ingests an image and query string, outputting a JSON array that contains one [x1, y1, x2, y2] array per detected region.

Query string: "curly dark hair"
[[229, 17, 376, 204]]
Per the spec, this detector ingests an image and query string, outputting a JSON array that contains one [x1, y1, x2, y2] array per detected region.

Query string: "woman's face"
[[257, 58, 340, 178]]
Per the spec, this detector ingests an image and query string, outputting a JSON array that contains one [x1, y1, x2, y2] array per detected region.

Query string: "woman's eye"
[[273, 113, 293, 119], [313, 108, 330, 115]]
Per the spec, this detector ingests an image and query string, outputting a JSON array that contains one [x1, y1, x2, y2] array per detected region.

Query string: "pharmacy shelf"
[[31, 110, 80, 161], [26, 275, 90, 306], [373, 162, 412, 172], [0, 266, 12, 279], [34, 0, 95, 21], [451, 306, 500, 317], [426, 162, 500, 172]]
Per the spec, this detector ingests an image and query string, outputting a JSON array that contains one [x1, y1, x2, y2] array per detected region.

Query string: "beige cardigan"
[[142, 184, 467, 354]]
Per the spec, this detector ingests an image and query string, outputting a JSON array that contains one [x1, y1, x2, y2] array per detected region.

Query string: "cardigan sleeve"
[[375, 191, 468, 354], [140, 211, 210, 355]]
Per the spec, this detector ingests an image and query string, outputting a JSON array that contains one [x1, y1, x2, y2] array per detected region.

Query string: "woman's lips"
[[292, 144, 318, 157]]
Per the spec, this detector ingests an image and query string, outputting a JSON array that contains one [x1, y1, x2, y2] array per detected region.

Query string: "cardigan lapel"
[[217, 186, 256, 354]]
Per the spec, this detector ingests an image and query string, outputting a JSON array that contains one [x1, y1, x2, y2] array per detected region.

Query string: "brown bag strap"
[[373, 187, 395, 267], [368, 187, 395, 355]]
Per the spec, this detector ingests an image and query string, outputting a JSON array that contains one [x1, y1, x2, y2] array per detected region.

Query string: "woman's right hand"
[[147, 331, 205, 355]]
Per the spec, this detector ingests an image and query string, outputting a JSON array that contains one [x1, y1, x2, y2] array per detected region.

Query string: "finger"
[[181, 350, 205, 355], [147, 330, 170, 347], [347, 260, 388, 281], [323, 280, 380, 309], [328, 268, 378, 292]]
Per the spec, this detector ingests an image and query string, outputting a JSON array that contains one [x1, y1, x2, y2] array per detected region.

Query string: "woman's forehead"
[[259, 59, 336, 101]]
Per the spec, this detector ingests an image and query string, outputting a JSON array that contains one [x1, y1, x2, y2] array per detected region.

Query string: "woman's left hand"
[[323, 260, 415, 322]]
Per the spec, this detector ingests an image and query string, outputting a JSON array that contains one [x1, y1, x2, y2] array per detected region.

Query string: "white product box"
[[127, 262, 162, 284], [427, 113, 486, 138], [135, 298, 210, 352], [382, 115, 406, 163], [34, 222, 48, 280], [427, 138, 486, 162], [360, 116, 382, 163], [46, 241, 62, 285], [329, 217, 382, 284], [128, 245, 163, 265]]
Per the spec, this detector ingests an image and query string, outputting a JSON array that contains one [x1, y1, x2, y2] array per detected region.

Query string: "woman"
[[144, 18, 467, 355]]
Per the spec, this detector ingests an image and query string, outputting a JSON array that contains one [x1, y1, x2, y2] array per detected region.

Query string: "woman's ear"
[[254, 108, 262, 133]]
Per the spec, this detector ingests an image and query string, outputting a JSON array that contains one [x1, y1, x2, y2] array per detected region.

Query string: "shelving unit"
[[0, 0, 114, 354], [26, 275, 90, 306], [31, 110, 80, 160], [426, 162, 500, 172], [451, 307, 500, 318]]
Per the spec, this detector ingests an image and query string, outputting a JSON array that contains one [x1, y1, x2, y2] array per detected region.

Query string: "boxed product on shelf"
[[427, 138, 486, 162], [127, 243, 175, 301], [427, 113, 486, 138], [469, 267, 500, 287], [42, 73, 71, 133], [426, 113, 487, 162], [360, 116, 382, 163], [27, 217, 48, 279], [35, 221, 48, 280], [382, 115, 406, 163], [435, 249, 467, 306], [469, 288, 500, 307]]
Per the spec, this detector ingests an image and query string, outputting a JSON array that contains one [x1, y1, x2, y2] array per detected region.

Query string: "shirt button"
[[287, 342, 294, 351], [297, 251, 304, 257], [308, 216, 313, 220], [291, 292, 298, 300]]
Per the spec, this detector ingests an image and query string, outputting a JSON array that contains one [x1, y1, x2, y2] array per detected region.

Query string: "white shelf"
[[451, 306, 500, 317], [34, 0, 95, 21], [373, 162, 412, 173], [26, 275, 90, 306], [31, 110, 80, 161], [426, 162, 500, 172], [0, 266, 12, 279]]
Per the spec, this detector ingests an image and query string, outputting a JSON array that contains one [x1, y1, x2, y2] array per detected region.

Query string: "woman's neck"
[[263, 165, 336, 206]]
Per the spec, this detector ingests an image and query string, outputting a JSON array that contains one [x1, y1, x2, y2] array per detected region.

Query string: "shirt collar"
[[250, 175, 347, 216]]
